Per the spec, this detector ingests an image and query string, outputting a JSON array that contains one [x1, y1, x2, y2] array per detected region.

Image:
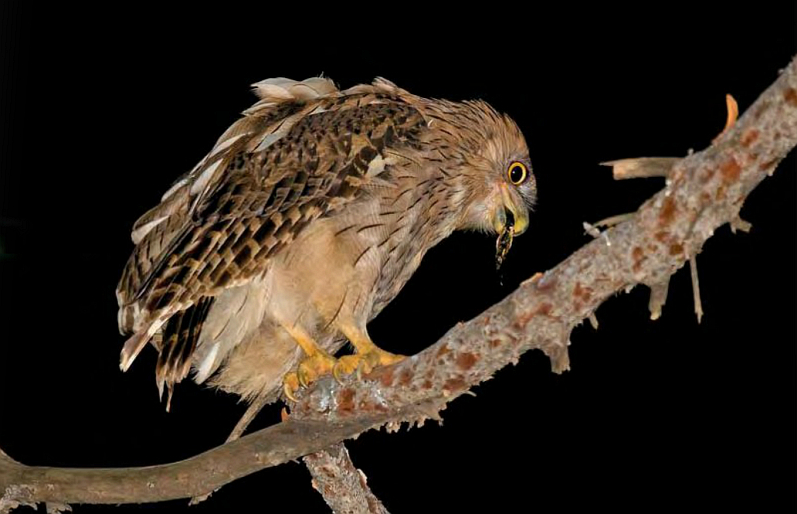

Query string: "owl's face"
[[489, 156, 536, 236], [458, 114, 536, 238]]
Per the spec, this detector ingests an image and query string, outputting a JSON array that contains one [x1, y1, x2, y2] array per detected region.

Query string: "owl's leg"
[[333, 323, 404, 380], [282, 324, 337, 401]]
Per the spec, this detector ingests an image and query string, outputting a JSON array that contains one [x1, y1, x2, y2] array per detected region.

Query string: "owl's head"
[[428, 100, 536, 238]]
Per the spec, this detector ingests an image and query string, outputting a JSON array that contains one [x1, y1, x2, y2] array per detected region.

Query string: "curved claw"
[[332, 364, 346, 384], [297, 366, 310, 388], [283, 372, 300, 402], [333, 355, 359, 382], [285, 351, 337, 400], [284, 384, 297, 402]]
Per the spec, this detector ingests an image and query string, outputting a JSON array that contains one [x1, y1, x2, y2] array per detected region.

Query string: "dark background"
[[1, 4, 795, 513]]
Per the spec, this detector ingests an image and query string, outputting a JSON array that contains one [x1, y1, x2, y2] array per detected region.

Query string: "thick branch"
[[290, 56, 797, 425], [1, 56, 795, 509]]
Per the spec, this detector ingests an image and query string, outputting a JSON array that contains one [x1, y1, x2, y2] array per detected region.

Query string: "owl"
[[116, 77, 536, 429]]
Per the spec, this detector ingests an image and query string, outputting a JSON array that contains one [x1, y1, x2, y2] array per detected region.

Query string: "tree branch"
[[600, 157, 681, 179], [1, 56, 795, 511], [304, 444, 389, 514]]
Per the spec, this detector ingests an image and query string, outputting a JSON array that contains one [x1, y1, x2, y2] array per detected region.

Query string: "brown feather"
[[117, 76, 535, 413], [117, 77, 427, 370]]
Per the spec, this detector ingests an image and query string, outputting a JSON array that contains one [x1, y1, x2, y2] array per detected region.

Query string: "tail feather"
[[120, 318, 167, 371], [154, 297, 214, 408]]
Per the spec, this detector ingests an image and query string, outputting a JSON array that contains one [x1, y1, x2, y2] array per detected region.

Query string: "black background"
[[1, 4, 795, 513]]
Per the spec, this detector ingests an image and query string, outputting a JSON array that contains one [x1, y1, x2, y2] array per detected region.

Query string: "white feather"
[[208, 132, 249, 160], [131, 216, 168, 244], [189, 158, 225, 195], [194, 344, 219, 384], [192, 281, 269, 384], [250, 113, 303, 153], [161, 177, 189, 201], [251, 76, 337, 102]]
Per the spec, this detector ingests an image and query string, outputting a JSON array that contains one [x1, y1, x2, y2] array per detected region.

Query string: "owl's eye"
[[507, 162, 528, 185]]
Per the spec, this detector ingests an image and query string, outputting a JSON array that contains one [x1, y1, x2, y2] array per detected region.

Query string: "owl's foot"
[[283, 374, 300, 402], [283, 350, 337, 401], [333, 348, 405, 381]]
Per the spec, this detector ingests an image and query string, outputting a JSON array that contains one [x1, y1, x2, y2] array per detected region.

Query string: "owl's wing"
[[116, 77, 427, 394]]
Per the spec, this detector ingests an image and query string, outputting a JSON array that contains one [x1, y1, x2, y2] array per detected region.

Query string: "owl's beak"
[[493, 185, 529, 236]]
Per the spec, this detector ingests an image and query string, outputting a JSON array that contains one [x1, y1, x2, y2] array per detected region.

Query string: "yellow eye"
[[507, 162, 528, 185]]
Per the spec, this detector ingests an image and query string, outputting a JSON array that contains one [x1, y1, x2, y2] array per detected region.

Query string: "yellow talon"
[[333, 355, 359, 379], [283, 372, 300, 402], [333, 349, 404, 379], [283, 350, 337, 401], [332, 364, 347, 384], [298, 367, 310, 388]]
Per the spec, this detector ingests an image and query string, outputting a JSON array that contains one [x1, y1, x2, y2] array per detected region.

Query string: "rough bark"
[[304, 444, 390, 514], [1, 56, 795, 512]]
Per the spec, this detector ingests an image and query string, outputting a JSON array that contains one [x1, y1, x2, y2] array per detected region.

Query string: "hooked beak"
[[492, 185, 529, 236]]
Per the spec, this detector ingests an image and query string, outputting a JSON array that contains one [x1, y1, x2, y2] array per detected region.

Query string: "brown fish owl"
[[117, 77, 536, 426]]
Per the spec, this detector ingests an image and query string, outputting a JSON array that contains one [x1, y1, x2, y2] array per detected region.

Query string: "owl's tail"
[[119, 297, 215, 411]]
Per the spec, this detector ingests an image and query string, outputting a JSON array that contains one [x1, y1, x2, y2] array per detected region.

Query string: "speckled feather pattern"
[[116, 77, 535, 406]]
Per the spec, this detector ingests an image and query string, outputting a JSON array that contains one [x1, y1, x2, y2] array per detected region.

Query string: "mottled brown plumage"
[[117, 77, 536, 415]]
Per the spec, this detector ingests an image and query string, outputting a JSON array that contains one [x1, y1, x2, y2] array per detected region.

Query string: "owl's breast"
[[365, 192, 460, 320]]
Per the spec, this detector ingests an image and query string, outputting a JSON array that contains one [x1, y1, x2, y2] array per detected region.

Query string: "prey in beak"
[[493, 183, 530, 270], [495, 208, 515, 270]]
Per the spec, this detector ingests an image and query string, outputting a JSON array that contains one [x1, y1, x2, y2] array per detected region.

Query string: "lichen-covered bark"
[[304, 444, 389, 514], [291, 55, 797, 425], [0, 56, 795, 511]]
